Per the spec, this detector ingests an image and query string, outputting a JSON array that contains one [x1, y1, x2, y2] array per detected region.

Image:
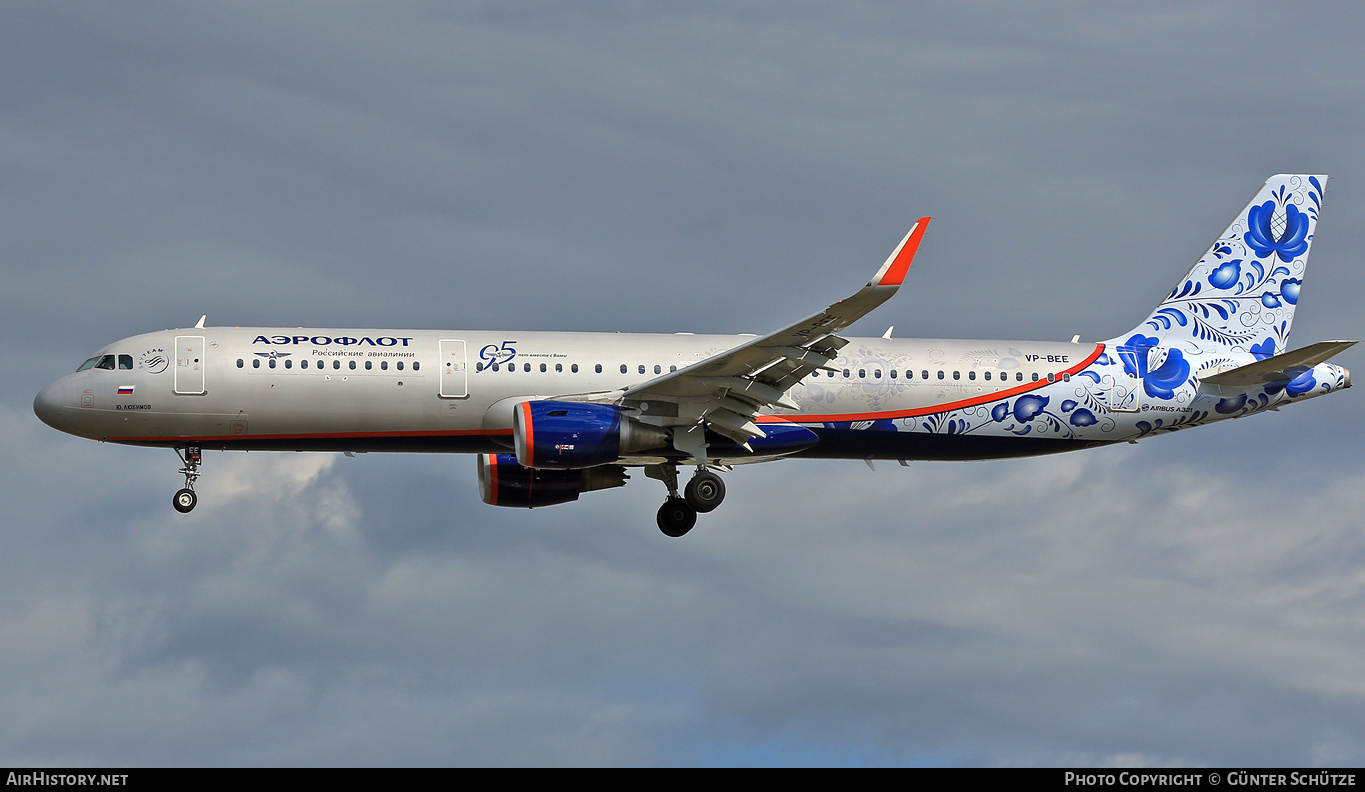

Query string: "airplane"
[[33, 174, 1355, 537]]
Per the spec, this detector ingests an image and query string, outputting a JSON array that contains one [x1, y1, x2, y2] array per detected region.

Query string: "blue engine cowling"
[[512, 400, 668, 469], [477, 453, 627, 508]]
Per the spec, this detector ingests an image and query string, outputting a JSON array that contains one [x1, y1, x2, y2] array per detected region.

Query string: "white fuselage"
[[32, 325, 1350, 463]]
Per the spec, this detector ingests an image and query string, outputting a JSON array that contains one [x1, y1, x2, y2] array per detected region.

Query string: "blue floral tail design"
[[1120, 174, 1326, 357]]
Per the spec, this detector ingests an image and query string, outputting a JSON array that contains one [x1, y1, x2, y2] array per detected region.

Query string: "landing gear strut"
[[648, 462, 696, 537], [172, 444, 201, 513]]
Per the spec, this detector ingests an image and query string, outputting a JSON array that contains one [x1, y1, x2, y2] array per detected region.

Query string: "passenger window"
[[253, 359, 260, 369], [491, 363, 499, 371], [365, 361, 372, 370], [1047, 373, 1055, 383], [638, 365, 646, 374], [118, 355, 133, 370], [843, 369, 850, 378], [937, 370, 944, 380], [620, 364, 627, 374], [953, 370, 960, 380], [476, 362, 483, 371], [269, 359, 276, 369], [874, 369, 882, 379], [524, 363, 531, 372], [670, 365, 677, 372], [301, 360, 309, 369], [1031, 372, 1039, 382], [1063, 373, 1071, 382], [859, 369, 866, 378], [381, 361, 388, 370], [654, 365, 661, 374], [595, 364, 602, 373], [922, 370, 929, 380], [412, 362, 418, 371], [968, 371, 975, 381], [333, 360, 341, 370], [571, 364, 578, 373], [890, 370, 897, 379], [1016, 372, 1023, 381], [397, 361, 404, 371], [237, 359, 244, 368], [285, 359, 293, 369], [540, 363, 547, 373], [555, 364, 561, 373]]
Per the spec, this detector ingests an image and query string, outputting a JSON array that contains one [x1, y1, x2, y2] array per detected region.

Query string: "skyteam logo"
[[138, 348, 169, 374]]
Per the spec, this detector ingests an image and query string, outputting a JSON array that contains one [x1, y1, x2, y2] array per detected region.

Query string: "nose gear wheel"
[[172, 444, 202, 513]]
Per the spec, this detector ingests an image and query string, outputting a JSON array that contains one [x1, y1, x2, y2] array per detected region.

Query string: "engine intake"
[[477, 453, 627, 508], [513, 400, 668, 469]]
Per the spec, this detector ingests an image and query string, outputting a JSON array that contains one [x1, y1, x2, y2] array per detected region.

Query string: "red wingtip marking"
[[877, 217, 931, 287]]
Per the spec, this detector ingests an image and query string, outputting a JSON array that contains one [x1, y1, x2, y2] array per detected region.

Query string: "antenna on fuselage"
[[195, 315, 206, 328]]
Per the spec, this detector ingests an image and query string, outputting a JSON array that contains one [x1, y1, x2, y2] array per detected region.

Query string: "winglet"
[[869, 217, 930, 287]]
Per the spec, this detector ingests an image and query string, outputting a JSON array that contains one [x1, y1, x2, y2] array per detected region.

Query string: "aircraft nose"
[[33, 381, 65, 429]]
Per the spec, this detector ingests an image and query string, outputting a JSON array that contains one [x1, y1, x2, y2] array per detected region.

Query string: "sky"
[[3, 1, 1364, 767]]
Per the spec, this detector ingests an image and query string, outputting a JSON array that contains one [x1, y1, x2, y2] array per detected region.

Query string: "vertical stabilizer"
[[1126, 174, 1326, 360]]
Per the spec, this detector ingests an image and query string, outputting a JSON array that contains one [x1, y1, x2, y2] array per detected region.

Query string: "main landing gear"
[[172, 443, 202, 513], [649, 464, 727, 538]]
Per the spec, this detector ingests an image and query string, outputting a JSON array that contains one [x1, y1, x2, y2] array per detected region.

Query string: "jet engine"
[[512, 400, 668, 469], [477, 453, 627, 508]]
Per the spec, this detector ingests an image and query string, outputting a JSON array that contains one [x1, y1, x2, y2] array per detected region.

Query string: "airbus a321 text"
[[35, 175, 1355, 536]]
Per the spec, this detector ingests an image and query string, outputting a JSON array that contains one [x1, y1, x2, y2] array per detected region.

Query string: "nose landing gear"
[[172, 444, 202, 513]]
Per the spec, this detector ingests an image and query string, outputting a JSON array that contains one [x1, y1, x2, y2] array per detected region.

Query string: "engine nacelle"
[[512, 400, 668, 469], [477, 453, 627, 508]]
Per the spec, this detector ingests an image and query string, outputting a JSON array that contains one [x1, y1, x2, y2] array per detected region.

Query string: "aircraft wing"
[[621, 218, 930, 445]]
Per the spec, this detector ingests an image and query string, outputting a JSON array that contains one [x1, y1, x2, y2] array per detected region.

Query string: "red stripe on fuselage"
[[759, 343, 1106, 424], [110, 428, 514, 443]]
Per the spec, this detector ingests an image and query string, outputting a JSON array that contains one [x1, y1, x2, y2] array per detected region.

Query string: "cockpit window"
[[77, 355, 116, 372], [119, 355, 133, 370]]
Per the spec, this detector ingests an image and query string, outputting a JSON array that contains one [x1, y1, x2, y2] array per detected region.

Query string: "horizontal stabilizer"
[[1201, 340, 1358, 386]]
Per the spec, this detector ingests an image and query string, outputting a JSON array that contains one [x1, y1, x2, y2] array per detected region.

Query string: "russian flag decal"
[[117, 385, 135, 395]]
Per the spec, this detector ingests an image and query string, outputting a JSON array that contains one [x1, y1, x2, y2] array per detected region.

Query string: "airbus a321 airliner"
[[34, 175, 1355, 536]]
